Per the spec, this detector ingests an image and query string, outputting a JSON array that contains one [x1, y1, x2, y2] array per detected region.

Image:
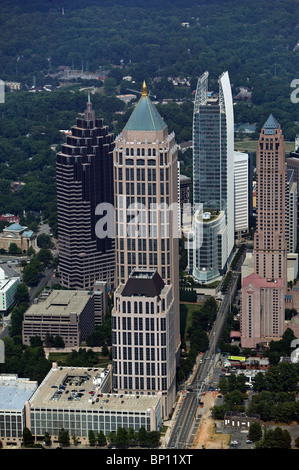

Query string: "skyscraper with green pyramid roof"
[[112, 82, 180, 417]]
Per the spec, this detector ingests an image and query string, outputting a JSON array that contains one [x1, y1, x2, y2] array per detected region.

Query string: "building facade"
[[253, 115, 287, 282], [190, 71, 234, 283], [0, 223, 37, 253], [286, 169, 297, 254], [22, 290, 95, 347], [0, 374, 38, 448], [241, 116, 287, 348], [56, 97, 115, 290], [0, 267, 20, 312], [112, 269, 176, 418], [112, 82, 180, 416], [27, 365, 161, 445], [234, 151, 249, 235]]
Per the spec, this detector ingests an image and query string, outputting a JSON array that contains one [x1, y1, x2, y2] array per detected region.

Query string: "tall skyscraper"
[[253, 115, 287, 281], [56, 96, 115, 290], [240, 115, 287, 348], [190, 71, 234, 283], [112, 82, 180, 416]]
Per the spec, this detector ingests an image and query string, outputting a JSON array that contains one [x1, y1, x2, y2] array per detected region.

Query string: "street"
[[167, 256, 243, 449]]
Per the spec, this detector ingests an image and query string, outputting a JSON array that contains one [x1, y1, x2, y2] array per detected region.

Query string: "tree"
[[97, 430, 106, 447], [44, 432, 52, 446], [22, 427, 34, 447], [248, 422, 262, 442], [37, 233, 54, 249], [58, 428, 70, 447], [257, 427, 292, 449], [8, 243, 21, 255], [26, 246, 35, 257], [88, 429, 96, 447], [138, 427, 148, 447], [36, 247, 53, 267], [14, 283, 30, 305], [22, 263, 41, 286], [30, 336, 43, 347]]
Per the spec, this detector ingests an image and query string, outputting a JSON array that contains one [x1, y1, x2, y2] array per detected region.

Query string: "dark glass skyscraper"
[[56, 97, 115, 290]]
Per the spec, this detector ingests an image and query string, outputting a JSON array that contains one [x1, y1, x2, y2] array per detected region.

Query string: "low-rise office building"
[[0, 267, 20, 312], [27, 365, 162, 445], [22, 290, 95, 347], [0, 374, 38, 448]]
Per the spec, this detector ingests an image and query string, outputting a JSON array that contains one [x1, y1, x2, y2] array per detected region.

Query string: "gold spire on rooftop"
[[142, 80, 148, 96]]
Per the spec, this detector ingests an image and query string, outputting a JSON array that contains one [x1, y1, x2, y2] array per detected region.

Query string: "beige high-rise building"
[[112, 269, 176, 418], [241, 115, 287, 348], [112, 83, 180, 415], [254, 114, 287, 281]]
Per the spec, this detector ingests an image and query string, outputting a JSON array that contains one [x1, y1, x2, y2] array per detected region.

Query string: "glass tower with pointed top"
[[112, 82, 180, 417], [190, 71, 234, 283], [56, 98, 115, 291]]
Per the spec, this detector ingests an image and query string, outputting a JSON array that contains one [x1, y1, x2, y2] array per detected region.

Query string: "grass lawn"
[[235, 139, 295, 155], [180, 302, 202, 342], [48, 351, 112, 367]]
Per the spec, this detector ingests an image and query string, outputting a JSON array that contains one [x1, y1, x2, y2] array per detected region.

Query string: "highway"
[[168, 260, 243, 449]]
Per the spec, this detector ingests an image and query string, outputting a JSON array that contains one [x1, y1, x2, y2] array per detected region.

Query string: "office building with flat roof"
[[27, 365, 161, 445], [112, 269, 176, 418], [0, 374, 38, 448], [22, 290, 94, 347], [0, 266, 20, 312]]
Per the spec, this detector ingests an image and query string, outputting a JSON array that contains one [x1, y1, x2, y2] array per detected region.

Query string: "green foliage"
[[8, 243, 21, 255], [58, 428, 70, 447], [36, 247, 53, 267], [37, 233, 54, 249], [97, 430, 107, 447], [0, 337, 51, 383], [60, 348, 99, 367], [107, 426, 160, 448], [22, 427, 34, 447], [14, 283, 30, 304], [88, 429, 96, 446], [180, 287, 197, 302], [256, 427, 292, 449], [86, 312, 112, 346], [248, 422, 262, 442], [265, 328, 297, 365]]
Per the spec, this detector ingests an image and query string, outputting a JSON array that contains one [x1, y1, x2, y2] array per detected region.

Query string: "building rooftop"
[[3, 223, 24, 232], [263, 114, 279, 134], [124, 81, 166, 132], [242, 272, 284, 289], [122, 269, 166, 297], [26, 290, 93, 317], [0, 374, 38, 411], [29, 366, 160, 412]]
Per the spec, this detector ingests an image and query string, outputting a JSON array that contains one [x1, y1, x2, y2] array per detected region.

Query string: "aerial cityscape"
[[0, 0, 299, 456]]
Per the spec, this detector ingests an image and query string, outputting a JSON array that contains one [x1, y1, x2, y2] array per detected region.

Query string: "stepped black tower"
[[56, 96, 115, 290]]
